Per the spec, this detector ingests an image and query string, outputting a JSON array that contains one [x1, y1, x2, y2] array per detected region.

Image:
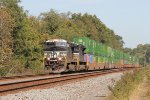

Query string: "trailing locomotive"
[[44, 38, 139, 72]]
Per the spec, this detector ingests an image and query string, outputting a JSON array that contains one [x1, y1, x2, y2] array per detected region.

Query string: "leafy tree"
[[72, 13, 124, 49], [0, 7, 14, 76], [125, 44, 150, 66], [0, 0, 127, 75], [1, 0, 44, 70], [1, 0, 27, 55], [21, 17, 44, 69], [124, 48, 132, 54], [145, 48, 150, 63], [39, 9, 63, 35], [39, 10, 124, 49]]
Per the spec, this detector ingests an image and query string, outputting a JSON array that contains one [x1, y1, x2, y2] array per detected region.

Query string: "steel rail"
[[0, 68, 136, 96]]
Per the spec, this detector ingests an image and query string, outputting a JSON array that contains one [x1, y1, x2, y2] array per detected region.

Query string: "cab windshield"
[[55, 42, 67, 46], [45, 42, 67, 47], [44, 41, 67, 51]]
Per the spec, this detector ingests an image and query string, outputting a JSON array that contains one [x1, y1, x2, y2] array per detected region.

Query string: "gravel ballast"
[[0, 72, 123, 100]]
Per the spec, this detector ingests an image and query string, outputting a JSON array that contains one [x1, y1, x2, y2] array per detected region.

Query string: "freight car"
[[44, 38, 139, 72]]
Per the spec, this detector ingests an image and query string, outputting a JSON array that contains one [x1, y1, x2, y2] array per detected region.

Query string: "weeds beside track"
[[108, 67, 150, 100]]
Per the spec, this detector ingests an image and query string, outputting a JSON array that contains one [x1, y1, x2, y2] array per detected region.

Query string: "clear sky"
[[20, 0, 150, 48]]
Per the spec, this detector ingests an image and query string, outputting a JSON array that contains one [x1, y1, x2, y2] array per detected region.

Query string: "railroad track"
[[0, 68, 136, 96], [0, 74, 49, 81], [0, 73, 60, 82]]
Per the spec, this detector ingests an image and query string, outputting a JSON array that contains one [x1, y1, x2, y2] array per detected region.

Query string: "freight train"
[[44, 37, 139, 72]]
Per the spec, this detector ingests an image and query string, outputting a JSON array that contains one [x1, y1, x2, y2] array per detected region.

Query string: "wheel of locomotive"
[[94, 67, 95, 70], [75, 65, 77, 71], [85, 65, 89, 71], [104, 66, 105, 69], [68, 64, 76, 71], [66, 65, 69, 70], [75, 65, 80, 71], [64, 64, 69, 72], [46, 66, 52, 72], [49, 68, 52, 72]]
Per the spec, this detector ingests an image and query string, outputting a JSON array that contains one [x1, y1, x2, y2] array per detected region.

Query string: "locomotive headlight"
[[47, 57, 50, 60], [58, 57, 62, 60]]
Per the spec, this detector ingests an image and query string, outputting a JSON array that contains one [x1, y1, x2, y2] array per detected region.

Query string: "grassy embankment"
[[146, 66, 150, 99], [108, 66, 150, 100]]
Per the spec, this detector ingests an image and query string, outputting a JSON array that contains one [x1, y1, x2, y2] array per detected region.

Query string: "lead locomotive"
[[44, 39, 88, 72]]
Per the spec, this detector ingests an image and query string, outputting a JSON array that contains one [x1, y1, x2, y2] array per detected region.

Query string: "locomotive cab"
[[70, 43, 85, 62], [44, 39, 69, 70]]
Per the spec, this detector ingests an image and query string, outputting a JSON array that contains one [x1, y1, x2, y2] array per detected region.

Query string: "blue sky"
[[20, 0, 150, 48]]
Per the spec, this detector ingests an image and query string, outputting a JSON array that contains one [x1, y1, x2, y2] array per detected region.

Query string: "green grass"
[[145, 66, 150, 99], [108, 68, 145, 100]]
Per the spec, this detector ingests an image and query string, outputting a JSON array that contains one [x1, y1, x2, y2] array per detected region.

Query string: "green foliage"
[[145, 67, 150, 99], [0, 1, 126, 76], [0, 0, 43, 75], [0, 68, 8, 76], [0, 6, 14, 76], [146, 49, 150, 64], [124, 44, 150, 66], [39, 11, 124, 49], [108, 69, 144, 100]]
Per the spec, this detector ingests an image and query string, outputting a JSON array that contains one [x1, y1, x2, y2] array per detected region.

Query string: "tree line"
[[124, 44, 150, 66], [0, 0, 149, 76]]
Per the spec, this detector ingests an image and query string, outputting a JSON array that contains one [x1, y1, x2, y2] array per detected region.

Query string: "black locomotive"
[[44, 39, 88, 72]]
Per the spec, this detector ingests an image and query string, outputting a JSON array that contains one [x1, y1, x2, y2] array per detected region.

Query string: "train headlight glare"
[[58, 57, 62, 60], [47, 58, 50, 60]]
